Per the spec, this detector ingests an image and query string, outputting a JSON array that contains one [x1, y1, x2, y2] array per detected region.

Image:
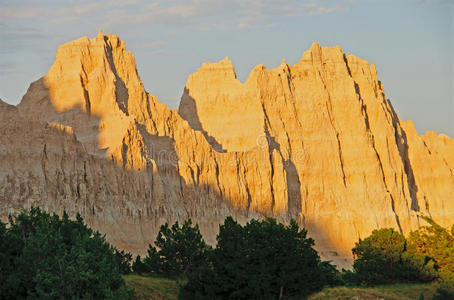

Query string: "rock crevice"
[[1, 35, 453, 268]]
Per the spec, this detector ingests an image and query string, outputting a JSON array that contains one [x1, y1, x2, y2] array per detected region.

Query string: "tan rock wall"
[[1, 34, 453, 268]]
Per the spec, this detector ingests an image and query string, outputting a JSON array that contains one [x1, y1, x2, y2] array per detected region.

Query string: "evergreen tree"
[[0, 207, 134, 300], [113, 249, 133, 274], [180, 217, 329, 300], [132, 255, 149, 275], [143, 219, 210, 277]]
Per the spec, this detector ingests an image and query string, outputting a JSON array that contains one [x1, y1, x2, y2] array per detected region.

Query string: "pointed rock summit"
[[18, 31, 147, 156], [97, 29, 104, 39], [1, 33, 453, 267]]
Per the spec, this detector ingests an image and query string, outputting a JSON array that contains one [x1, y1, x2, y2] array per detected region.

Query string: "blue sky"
[[0, 0, 453, 136]]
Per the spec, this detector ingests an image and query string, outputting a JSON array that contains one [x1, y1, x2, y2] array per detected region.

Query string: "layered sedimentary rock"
[[1, 33, 453, 267], [180, 43, 454, 264]]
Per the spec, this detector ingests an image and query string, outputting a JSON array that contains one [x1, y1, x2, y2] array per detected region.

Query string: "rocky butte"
[[1, 31, 453, 268]]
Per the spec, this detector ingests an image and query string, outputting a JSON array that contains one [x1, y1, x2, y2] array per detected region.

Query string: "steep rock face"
[[1, 34, 453, 268], [179, 42, 454, 262], [1, 98, 175, 254], [3, 32, 284, 256], [179, 57, 265, 152], [401, 121, 454, 225]]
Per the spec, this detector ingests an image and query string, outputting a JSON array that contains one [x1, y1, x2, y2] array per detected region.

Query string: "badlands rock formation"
[[1, 32, 453, 267]]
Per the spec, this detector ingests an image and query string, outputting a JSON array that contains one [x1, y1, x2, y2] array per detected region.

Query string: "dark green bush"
[[114, 249, 133, 274], [143, 219, 210, 278], [351, 228, 436, 285], [407, 217, 454, 299], [132, 255, 149, 275], [180, 217, 333, 300], [0, 207, 134, 300]]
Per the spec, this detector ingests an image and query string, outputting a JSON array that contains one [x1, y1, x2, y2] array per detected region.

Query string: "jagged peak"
[[185, 43, 386, 95], [252, 63, 267, 71], [57, 31, 126, 55], [97, 29, 104, 39], [274, 58, 290, 73], [201, 56, 234, 69], [49, 32, 137, 83], [221, 56, 231, 63], [297, 43, 381, 89], [424, 130, 453, 140], [301, 42, 344, 62], [310, 42, 321, 51], [192, 56, 237, 80], [344, 53, 370, 67], [19, 32, 145, 142]]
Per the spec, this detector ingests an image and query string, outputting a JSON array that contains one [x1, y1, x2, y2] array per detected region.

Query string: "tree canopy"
[[349, 218, 454, 298], [180, 217, 334, 300], [408, 217, 454, 299], [351, 228, 436, 284], [0, 207, 133, 300], [140, 219, 210, 278]]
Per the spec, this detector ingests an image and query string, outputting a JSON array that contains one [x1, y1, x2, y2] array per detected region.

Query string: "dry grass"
[[307, 283, 439, 300], [124, 275, 438, 300], [124, 274, 181, 300]]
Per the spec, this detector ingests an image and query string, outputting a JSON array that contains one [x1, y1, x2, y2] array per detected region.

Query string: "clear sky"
[[0, 0, 453, 136]]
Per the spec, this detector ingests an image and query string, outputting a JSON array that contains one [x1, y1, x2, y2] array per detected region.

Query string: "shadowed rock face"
[[1, 33, 453, 268]]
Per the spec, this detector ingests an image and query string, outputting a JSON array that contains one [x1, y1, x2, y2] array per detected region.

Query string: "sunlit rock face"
[[1, 33, 453, 268]]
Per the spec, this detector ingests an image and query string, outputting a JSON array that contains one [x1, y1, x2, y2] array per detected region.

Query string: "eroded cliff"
[[1, 33, 453, 267]]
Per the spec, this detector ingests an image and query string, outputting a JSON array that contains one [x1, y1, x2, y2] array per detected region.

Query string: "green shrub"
[[114, 249, 133, 275], [143, 219, 210, 278], [132, 255, 149, 275], [351, 228, 436, 285], [408, 217, 454, 275], [0, 207, 134, 300], [180, 217, 332, 300], [407, 217, 454, 299]]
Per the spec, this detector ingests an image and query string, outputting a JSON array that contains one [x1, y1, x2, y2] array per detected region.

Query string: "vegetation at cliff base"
[[134, 219, 210, 278], [1, 207, 453, 299], [181, 217, 339, 299], [408, 217, 454, 299], [131, 216, 338, 299], [344, 217, 454, 299], [123, 277, 439, 300], [348, 228, 437, 284], [0, 207, 134, 300]]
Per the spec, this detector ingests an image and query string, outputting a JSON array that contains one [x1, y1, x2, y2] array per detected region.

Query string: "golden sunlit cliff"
[[1, 32, 453, 268]]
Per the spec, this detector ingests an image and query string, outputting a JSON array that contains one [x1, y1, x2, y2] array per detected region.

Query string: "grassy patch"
[[124, 274, 181, 300], [307, 282, 439, 300], [124, 275, 438, 300]]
